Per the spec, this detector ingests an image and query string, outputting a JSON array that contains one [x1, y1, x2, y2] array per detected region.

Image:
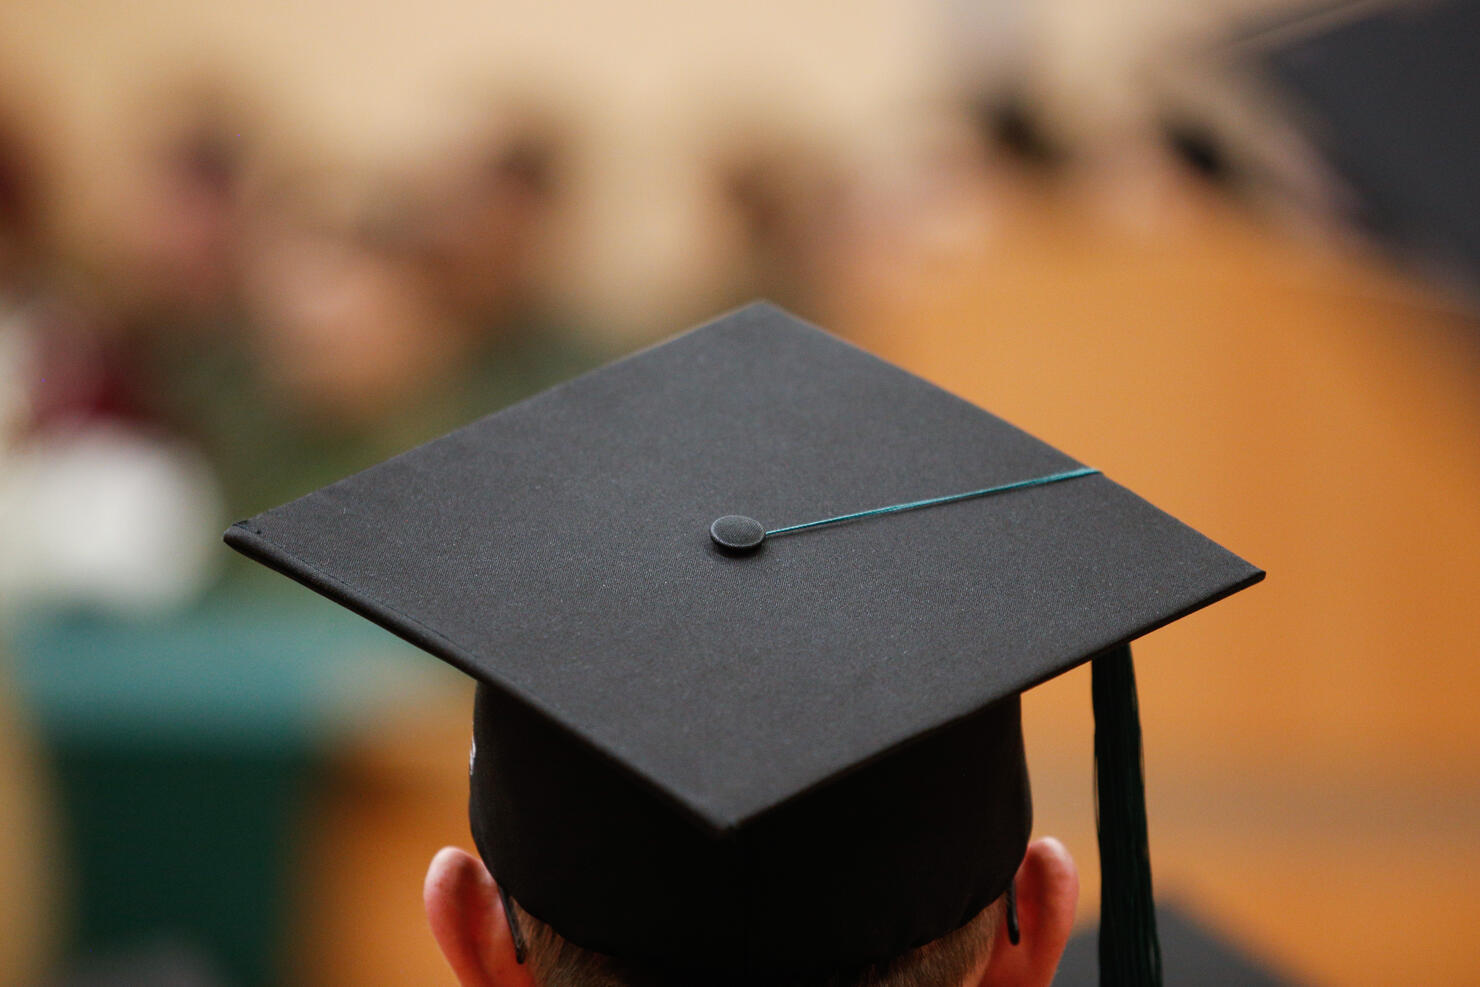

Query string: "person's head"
[[224, 303, 1261, 987], [423, 836, 1078, 987]]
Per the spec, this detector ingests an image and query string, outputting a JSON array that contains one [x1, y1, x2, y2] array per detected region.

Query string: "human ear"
[[424, 846, 537, 987], [976, 837, 1079, 987]]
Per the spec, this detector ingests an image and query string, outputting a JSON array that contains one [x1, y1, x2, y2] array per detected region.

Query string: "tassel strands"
[[1093, 644, 1163, 986]]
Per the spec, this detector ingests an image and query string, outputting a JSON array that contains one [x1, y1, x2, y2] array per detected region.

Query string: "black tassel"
[[1093, 644, 1162, 986], [498, 882, 529, 964]]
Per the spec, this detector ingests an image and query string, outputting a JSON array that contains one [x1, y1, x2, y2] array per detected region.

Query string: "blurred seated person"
[[709, 129, 851, 314], [186, 114, 595, 523]]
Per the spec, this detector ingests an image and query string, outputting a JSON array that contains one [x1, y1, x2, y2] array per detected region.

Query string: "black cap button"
[[710, 515, 765, 554]]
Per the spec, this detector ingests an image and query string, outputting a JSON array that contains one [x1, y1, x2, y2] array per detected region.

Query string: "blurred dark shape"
[[419, 112, 569, 333], [970, 89, 1068, 170], [710, 132, 850, 311], [1055, 902, 1298, 986], [493, 129, 561, 202], [1254, 0, 1480, 296], [23, 308, 156, 431], [121, 88, 252, 327], [0, 105, 40, 289], [178, 126, 239, 201], [1161, 115, 1235, 186], [51, 940, 227, 987], [0, 120, 37, 234]]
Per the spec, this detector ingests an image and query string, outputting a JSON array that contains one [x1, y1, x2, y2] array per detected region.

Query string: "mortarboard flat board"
[[225, 302, 1262, 983]]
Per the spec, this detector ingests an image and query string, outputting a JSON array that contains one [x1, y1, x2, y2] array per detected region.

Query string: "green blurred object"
[[148, 316, 605, 522], [12, 582, 441, 987]]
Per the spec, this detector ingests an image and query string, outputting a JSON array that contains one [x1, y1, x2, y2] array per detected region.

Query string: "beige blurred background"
[[2, 0, 1477, 985]]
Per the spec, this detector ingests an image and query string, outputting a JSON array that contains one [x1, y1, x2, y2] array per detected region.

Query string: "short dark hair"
[[513, 896, 1004, 987]]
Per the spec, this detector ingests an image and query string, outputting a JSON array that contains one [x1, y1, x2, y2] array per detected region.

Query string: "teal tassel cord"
[[764, 467, 1099, 537]]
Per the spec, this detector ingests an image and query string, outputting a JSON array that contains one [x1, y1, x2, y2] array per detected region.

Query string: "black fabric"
[[470, 683, 1029, 979], [225, 301, 1263, 974], [1094, 646, 1162, 985]]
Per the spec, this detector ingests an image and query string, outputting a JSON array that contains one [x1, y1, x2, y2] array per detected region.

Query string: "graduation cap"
[[225, 303, 1261, 984]]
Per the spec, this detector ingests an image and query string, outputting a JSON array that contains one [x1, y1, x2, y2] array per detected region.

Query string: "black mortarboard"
[[225, 303, 1261, 984]]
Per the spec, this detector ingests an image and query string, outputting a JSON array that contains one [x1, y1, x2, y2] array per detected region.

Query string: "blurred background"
[[1, 0, 1477, 984]]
